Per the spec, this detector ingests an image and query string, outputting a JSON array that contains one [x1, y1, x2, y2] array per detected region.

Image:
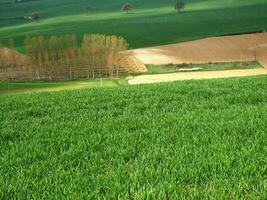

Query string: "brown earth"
[[128, 33, 267, 85], [116, 52, 147, 73], [129, 32, 267, 68], [128, 68, 267, 85]]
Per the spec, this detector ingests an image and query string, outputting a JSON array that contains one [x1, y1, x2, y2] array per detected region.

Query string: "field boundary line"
[[128, 68, 267, 85]]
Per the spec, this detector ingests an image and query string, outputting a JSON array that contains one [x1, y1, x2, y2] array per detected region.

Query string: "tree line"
[[0, 33, 128, 80], [121, 1, 185, 14], [87, 1, 186, 15]]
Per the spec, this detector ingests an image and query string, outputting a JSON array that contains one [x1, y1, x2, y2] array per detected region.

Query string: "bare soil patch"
[[128, 69, 267, 85], [117, 52, 147, 73], [130, 33, 267, 68]]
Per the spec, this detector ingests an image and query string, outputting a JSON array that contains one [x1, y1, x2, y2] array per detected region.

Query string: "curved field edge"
[[1, 75, 267, 199], [0, 79, 128, 95], [0, 61, 263, 96], [0, 0, 267, 49]]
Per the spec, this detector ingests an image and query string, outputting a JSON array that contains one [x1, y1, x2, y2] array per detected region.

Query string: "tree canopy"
[[175, 1, 185, 13], [122, 3, 132, 14]]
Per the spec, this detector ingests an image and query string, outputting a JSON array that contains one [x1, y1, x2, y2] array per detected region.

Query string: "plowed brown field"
[[130, 33, 267, 68]]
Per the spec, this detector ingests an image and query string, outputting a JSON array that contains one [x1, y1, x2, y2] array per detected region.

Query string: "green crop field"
[[0, 0, 267, 49], [1, 75, 267, 199]]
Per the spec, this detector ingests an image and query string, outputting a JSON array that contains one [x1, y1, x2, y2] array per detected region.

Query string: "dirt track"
[[128, 68, 267, 85], [129, 33, 267, 67]]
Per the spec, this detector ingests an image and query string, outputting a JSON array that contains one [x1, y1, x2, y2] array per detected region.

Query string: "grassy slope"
[[1, 75, 267, 199], [0, 79, 127, 95], [0, 0, 267, 49]]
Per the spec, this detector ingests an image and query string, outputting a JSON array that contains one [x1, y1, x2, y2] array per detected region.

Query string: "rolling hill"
[[2, 1, 267, 198], [0, 0, 267, 49]]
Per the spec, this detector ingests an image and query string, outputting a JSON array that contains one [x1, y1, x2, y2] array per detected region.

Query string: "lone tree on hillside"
[[85, 6, 92, 15], [175, 1, 185, 13], [122, 3, 132, 14], [27, 12, 41, 22]]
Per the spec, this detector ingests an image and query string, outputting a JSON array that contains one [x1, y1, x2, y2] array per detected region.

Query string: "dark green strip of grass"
[[0, 79, 128, 95]]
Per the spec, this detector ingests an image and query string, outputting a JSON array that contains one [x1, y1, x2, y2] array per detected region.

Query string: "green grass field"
[[141, 61, 263, 75], [1, 0, 267, 49], [1, 75, 267, 199], [0, 79, 127, 95]]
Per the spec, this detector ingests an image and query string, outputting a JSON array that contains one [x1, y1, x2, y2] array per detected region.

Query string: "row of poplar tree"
[[0, 33, 128, 80]]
